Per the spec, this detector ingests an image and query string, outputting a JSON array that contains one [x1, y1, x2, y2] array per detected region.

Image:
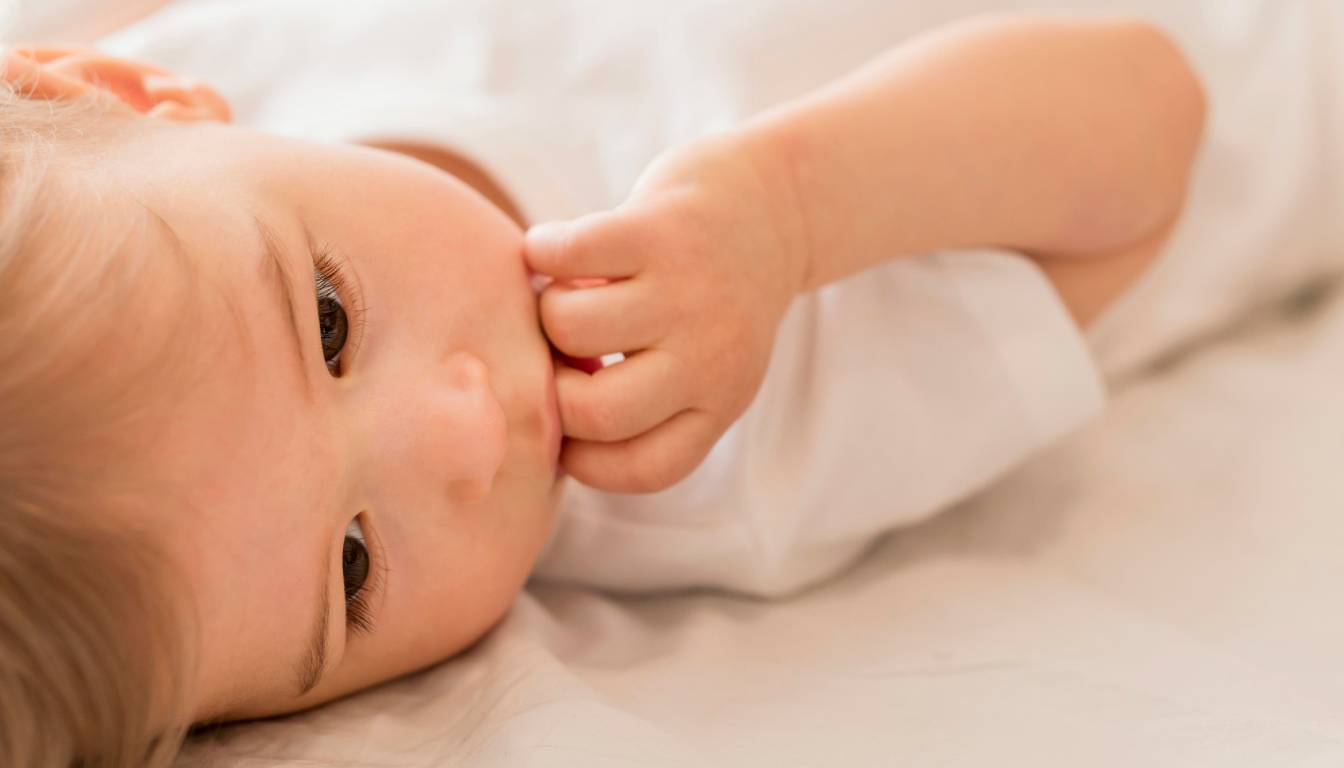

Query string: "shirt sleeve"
[[535, 249, 1107, 597]]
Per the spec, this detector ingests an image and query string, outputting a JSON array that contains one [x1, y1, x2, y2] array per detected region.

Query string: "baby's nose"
[[438, 351, 508, 504]]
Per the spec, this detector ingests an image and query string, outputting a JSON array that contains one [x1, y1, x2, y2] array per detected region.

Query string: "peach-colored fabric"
[[0, 45, 229, 120]]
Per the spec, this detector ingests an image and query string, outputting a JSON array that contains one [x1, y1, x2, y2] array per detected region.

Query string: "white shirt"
[[99, 0, 1108, 596]]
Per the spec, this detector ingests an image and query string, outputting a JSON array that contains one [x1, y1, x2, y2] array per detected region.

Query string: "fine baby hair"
[[0, 77, 190, 766]]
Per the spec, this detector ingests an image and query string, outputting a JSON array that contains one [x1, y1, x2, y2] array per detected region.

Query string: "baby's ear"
[[1, 46, 231, 122]]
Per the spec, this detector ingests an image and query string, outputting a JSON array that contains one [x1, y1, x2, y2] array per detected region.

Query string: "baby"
[[0, 13, 1205, 767]]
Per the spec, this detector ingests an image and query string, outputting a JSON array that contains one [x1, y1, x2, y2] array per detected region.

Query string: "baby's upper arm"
[[1027, 215, 1179, 330]]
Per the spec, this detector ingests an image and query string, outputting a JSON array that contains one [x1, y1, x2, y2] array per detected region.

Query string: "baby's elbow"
[[1062, 18, 1207, 254], [1114, 18, 1208, 225], [1125, 19, 1206, 137]]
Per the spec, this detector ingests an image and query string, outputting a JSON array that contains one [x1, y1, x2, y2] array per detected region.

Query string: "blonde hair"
[[0, 83, 193, 765]]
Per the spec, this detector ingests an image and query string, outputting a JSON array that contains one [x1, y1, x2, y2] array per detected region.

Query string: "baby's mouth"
[[549, 342, 603, 375]]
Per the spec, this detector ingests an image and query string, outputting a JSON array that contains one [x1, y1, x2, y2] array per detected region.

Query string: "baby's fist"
[[526, 134, 808, 493]]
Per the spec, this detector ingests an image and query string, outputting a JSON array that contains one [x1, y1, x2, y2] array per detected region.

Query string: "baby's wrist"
[[719, 125, 815, 300]]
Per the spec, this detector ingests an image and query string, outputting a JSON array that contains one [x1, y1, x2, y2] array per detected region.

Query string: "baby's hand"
[[526, 135, 808, 493]]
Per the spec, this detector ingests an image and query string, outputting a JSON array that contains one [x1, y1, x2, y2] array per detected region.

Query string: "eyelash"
[[313, 247, 366, 374], [346, 571, 375, 635], [345, 520, 387, 636]]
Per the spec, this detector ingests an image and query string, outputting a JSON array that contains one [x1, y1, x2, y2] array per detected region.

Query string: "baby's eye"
[[342, 518, 370, 605], [316, 277, 348, 376]]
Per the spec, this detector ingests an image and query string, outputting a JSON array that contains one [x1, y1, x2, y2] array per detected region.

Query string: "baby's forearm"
[[736, 14, 1206, 299]]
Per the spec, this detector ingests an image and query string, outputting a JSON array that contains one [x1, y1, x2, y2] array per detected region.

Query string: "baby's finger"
[[561, 409, 717, 494], [555, 350, 689, 442], [541, 280, 669, 359], [525, 209, 651, 280]]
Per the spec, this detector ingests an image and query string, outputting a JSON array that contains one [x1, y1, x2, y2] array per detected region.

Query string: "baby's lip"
[[549, 343, 603, 374]]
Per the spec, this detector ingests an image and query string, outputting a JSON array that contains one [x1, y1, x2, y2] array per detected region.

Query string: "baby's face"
[[107, 118, 564, 721]]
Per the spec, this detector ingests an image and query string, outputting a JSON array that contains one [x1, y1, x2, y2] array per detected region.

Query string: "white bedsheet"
[[6, 1, 1343, 764]]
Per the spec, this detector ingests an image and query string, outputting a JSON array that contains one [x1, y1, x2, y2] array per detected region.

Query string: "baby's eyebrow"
[[295, 553, 332, 697], [252, 214, 316, 402]]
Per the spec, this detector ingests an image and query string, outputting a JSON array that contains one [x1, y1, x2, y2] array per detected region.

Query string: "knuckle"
[[569, 391, 620, 437]]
